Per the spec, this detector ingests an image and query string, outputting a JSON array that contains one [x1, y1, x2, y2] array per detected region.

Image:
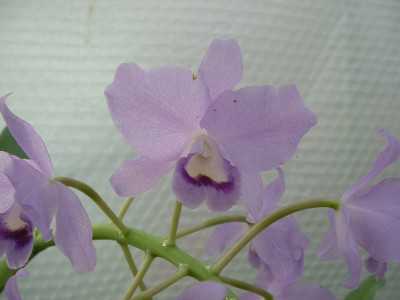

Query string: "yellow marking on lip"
[[185, 138, 228, 183], [3, 204, 28, 231]]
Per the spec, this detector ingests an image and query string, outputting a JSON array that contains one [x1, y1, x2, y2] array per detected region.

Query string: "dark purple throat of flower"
[[0, 204, 33, 250], [172, 138, 241, 212]]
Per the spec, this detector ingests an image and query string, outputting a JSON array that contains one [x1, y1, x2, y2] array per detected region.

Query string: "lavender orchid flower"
[[239, 268, 337, 300], [318, 129, 400, 289], [4, 268, 29, 300], [105, 38, 317, 215], [0, 93, 96, 274], [175, 281, 227, 300], [206, 168, 309, 289]]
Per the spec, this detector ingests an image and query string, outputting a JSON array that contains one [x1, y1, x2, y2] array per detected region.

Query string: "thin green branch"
[[131, 266, 189, 300], [0, 223, 240, 299], [220, 276, 273, 300], [165, 200, 183, 246], [118, 197, 135, 220], [122, 251, 154, 300], [175, 215, 249, 239], [119, 243, 148, 293], [212, 198, 341, 274], [54, 176, 128, 235]]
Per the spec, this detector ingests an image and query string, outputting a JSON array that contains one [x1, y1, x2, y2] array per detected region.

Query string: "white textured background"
[[1, 0, 399, 299]]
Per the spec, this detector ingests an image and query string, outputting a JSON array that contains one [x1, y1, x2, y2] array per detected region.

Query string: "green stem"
[[119, 243, 148, 293], [54, 176, 128, 235], [118, 197, 135, 220], [132, 266, 189, 300], [212, 198, 340, 274], [175, 215, 249, 239], [220, 276, 273, 300], [165, 200, 182, 246], [122, 251, 154, 300], [0, 222, 240, 299]]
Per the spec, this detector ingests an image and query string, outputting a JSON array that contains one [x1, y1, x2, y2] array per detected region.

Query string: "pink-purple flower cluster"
[[2, 38, 400, 300], [105, 38, 400, 299]]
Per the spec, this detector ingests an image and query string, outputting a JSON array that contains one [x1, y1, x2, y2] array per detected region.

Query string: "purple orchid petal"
[[110, 157, 175, 197], [343, 130, 400, 201], [247, 244, 262, 269], [319, 209, 362, 289], [258, 168, 285, 219], [198, 39, 243, 100], [53, 181, 96, 274], [0, 152, 14, 213], [333, 209, 362, 289], [0, 203, 33, 269], [252, 212, 309, 291], [240, 172, 263, 221], [105, 63, 211, 161], [345, 177, 400, 262], [365, 257, 387, 280], [318, 210, 341, 261], [201, 85, 317, 173], [0, 94, 54, 179], [5, 268, 29, 300], [276, 282, 337, 300], [172, 151, 241, 212], [5, 158, 58, 241], [176, 281, 227, 300], [205, 222, 247, 256]]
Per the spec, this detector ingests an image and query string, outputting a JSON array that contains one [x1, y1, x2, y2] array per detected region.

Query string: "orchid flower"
[[0, 93, 96, 274], [106, 38, 317, 215], [206, 168, 309, 289], [318, 129, 400, 289]]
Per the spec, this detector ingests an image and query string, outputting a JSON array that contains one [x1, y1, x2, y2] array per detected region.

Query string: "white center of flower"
[[4, 203, 28, 231], [185, 138, 228, 183]]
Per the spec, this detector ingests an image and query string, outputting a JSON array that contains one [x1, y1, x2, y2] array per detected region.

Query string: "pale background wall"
[[0, 0, 399, 299]]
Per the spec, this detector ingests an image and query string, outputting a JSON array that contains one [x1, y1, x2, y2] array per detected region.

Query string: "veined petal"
[[0, 203, 33, 269], [110, 157, 175, 197], [5, 159, 57, 241], [345, 178, 400, 262], [205, 222, 247, 256], [343, 130, 400, 200], [53, 181, 96, 274], [0, 93, 54, 178], [201, 85, 317, 172], [105, 63, 210, 161], [176, 281, 227, 300], [0, 152, 14, 213], [198, 39, 243, 100], [172, 143, 241, 212], [5, 268, 29, 300]]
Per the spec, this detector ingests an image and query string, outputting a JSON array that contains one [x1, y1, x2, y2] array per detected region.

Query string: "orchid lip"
[[184, 137, 228, 183], [0, 206, 33, 246], [181, 128, 208, 158]]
